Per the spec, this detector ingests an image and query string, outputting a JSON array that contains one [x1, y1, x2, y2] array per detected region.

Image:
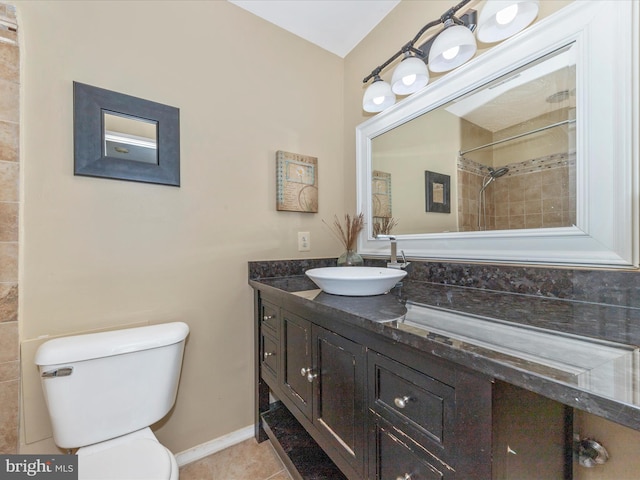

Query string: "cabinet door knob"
[[301, 367, 317, 382], [263, 314, 274, 321], [396, 474, 411, 480], [394, 396, 411, 409], [263, 352, 275, 360]]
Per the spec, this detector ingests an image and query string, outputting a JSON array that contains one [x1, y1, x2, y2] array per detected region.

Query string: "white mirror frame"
[[356, 1, 639, 268]]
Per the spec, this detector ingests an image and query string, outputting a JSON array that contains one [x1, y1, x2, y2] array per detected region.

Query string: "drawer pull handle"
[[394, 396, 411, 409], [263, 352, 275, 359], [263, 314, 275, 321], [301, 367, 317, 382], [396, 474, 412, 480]]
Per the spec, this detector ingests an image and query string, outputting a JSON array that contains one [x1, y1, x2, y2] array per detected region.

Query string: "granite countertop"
[[250, 274, 640, 432]]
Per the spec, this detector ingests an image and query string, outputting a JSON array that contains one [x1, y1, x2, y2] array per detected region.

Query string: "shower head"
[[488, 167, 509, 178], [480, 166, 510, 193]]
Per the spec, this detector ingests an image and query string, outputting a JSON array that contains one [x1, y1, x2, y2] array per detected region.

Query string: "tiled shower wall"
[[0, 2, 19, 455], [458, 153, 576, 232]]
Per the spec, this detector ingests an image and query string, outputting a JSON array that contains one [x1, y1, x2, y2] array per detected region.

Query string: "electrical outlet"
[[298, 232, 311, 252]]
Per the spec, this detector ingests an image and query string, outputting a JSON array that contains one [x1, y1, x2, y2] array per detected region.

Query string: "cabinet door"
[[281, 311, 313, 419], [312, 326, 367, 478]]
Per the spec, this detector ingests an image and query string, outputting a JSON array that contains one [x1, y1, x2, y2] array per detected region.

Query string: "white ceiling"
[[227, 0, 400, 58]]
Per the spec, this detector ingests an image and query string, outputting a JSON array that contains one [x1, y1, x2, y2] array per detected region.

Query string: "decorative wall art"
[[425, 170, 451, 213], [372, 170, 392, 218], [276, 151, 318, 213]]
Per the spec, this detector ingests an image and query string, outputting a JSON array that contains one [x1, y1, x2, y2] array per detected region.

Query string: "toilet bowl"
[[35, 322, 189, 480]]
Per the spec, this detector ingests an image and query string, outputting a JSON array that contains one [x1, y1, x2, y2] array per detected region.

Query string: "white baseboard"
[[175, 424, 255, 467]]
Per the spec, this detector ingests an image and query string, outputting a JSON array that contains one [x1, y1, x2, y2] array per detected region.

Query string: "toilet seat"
[[77, 429, 177, 480]]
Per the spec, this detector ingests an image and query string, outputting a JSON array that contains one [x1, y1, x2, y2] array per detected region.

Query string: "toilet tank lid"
[[35, 322, 189, 366]]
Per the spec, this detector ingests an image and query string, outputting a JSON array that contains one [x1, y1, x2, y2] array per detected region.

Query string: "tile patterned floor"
[[179, 438, 294, 480]]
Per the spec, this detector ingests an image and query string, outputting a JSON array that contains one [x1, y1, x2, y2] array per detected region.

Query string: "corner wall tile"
[[0, 243, 17, 283], [0, 160, 18, 202], [0, 202, 18, 241], [0, 283, 17, 323], [0, 360, 18, 382], [0, 321, 18, 363], [0, 79, 18, 123], [0, 121, 19, 162], [0, 41, 18, 83], [0, 379, 19, 453]]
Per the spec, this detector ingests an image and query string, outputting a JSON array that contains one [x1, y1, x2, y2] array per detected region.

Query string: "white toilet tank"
[[35, 322, 189, 449]]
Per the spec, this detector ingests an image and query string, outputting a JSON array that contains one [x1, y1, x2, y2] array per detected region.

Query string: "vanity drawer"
[[372, 417, 452, 480], [260, 301, 280, 336], [261, 332, 278, 383], [368, 351, 455, 458]]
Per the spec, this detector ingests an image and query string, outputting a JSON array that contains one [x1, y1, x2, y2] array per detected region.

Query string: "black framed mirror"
[[73, 82, 180, 186]]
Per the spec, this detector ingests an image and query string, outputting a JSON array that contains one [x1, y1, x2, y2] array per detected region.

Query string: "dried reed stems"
[[372, 217, 398, 237], [324, 213, 365, 251]]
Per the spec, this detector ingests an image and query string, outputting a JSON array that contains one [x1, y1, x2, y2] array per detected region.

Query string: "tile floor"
[[179, 438, 294, 480]]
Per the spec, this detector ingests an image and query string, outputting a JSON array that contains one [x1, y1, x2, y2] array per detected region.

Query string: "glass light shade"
[[363, 78, 396, 113], [391, 56, 430, 95], [476, 0, 540, 43], [428, 25, 477, 73]]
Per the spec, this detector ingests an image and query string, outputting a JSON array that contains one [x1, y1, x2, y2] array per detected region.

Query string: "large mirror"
[[357, 1, 638, 268]]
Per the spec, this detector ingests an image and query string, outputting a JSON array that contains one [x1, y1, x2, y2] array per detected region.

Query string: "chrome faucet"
[[376, 235, 410, 269]]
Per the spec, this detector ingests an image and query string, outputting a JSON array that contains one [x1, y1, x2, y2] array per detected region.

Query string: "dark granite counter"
[[249, 259, 640, 432]]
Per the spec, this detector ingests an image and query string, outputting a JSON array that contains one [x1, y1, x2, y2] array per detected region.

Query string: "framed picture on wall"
[[425, 170, 450, 214], [276, 151, 318, 213]]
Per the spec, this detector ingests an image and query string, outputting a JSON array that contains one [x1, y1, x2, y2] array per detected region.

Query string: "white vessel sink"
[[305, 267, 407, 296]]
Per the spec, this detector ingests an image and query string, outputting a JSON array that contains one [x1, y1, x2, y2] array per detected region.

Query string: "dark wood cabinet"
[[255, 290, 493, 479]]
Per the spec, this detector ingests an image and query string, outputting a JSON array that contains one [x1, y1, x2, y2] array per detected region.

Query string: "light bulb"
[[442, 45, 460, 60], [496, 4, 518, 25], [373, 96, 385, 105], [402, 74, 417, 86]]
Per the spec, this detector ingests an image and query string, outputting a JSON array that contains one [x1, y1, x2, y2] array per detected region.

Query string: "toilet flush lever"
[[41, 367, 73, 378]]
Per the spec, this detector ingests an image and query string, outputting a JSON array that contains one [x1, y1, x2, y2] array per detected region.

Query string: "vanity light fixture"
[[362, 75, 396, 113], [428, 18, 477, 73], [362, 0, 540, 113], [476, 0, 540, 43], [391, 53, 430, 95]]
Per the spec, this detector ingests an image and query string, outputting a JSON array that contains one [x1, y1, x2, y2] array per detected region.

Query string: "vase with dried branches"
[[325, 213, 365, 266], [372, 217, 398, 237]]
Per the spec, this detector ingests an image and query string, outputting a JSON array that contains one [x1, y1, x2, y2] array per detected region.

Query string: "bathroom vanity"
[[247, 258, 640, 479], [255, 281, 492, 479]]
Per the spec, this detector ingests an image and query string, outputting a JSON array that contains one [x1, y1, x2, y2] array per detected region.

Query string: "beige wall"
[[343, 1, 640, 479], [0, 1, 19, 456], [372, 109, 460, 234], [15, 0, 345, 454], [10, 0, 640, 477]]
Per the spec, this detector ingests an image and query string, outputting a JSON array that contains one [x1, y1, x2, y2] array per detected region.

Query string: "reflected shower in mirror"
[[371, 43, 576, 235]]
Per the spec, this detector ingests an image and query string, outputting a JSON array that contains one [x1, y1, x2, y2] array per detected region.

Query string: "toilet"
[[35, 322, 189, 480]]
